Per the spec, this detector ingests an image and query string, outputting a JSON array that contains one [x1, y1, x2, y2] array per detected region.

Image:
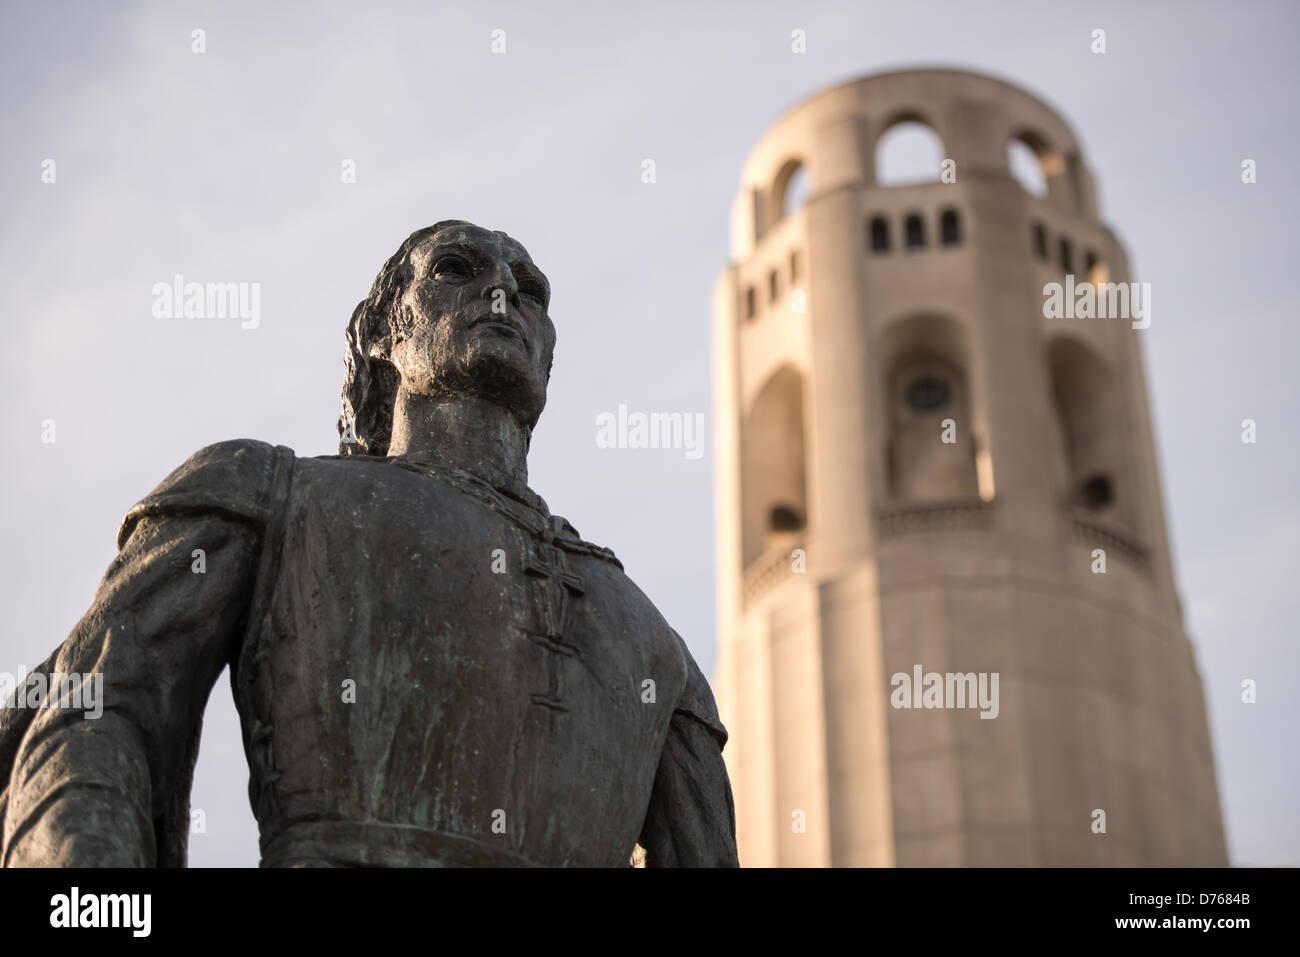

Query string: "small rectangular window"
[[904, 214, 926, 250], [869, 217, 891, 253], [1033, 223, 1048, 260], [940, 209, 961, 246]]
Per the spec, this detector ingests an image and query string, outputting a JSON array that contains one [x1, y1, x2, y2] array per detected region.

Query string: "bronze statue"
[[0, 221, 738, 867]]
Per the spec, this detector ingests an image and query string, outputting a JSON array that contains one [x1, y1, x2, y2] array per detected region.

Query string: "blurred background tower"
[[711, 68, 1227, 866]]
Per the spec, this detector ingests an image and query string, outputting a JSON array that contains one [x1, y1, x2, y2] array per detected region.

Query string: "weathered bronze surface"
[[0, 222, 739, 867]]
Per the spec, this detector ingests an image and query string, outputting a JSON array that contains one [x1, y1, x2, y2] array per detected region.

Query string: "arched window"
[[869, 216, 891, 253], [1049, 337, 1133, 526], [789, 249, 801, 282], [876, 120, 945, 186], [879, 315, 981, 503], [1007, 138, 1047, 197], [742, 366, 808, 565], [768, 269, 780, 303], [940, 209, 961, 246], [1008, 131, 1069, 206], [1059, 237, 1074, 274], [744, 286, 757, 320], [889, 360, 978, 500], [904, 214, 926, 250], [1033, 223, 1048, 260], [773, 161, 810, 223]]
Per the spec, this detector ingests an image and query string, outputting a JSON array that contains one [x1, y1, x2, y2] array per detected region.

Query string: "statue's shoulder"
[[548, 515, 623, 569], [547, 517, 724, 743], [117, 438, 295, 548]]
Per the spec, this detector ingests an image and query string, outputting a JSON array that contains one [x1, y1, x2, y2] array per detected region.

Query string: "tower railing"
[[742, 537, 806, 607], [1065, 508, 1151, 569], [875, 497, 995, 539]]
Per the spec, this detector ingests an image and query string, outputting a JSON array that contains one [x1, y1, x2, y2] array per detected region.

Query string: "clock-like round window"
[[905, 375, 951, 412]]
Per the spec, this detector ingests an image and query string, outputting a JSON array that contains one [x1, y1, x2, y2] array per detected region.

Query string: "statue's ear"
[[367, 318, 396, 362], [374, 299, 417, 361]]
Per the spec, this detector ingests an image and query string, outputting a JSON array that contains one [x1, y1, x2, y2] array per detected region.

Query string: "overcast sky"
[[1, 0, 1295, 867]]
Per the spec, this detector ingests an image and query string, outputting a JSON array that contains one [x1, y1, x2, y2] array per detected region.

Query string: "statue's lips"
[[470, 316, 529, 351]]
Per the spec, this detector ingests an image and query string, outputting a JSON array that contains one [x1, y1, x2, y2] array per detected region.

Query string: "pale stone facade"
[[712, 68, 1227, 866]]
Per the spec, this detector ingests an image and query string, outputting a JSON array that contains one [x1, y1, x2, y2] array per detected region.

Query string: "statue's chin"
[[422, 351, 546, 428]]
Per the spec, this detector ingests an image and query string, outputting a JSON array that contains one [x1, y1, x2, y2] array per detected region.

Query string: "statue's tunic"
[[0, 440, 737, 867]]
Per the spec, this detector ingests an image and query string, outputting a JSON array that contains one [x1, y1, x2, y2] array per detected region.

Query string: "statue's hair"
[[338, 220, 473, 456]]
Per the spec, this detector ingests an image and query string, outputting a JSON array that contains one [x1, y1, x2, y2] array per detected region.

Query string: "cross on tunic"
[[520, 519, 586, 729]]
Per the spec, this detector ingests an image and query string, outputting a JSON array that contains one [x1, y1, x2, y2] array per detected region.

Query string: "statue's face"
[[388, 223, 556, 426]]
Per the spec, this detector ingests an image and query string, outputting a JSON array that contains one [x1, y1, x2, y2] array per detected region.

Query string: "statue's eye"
[[519, 282, 546, 306], [432, 255, 472, 282]]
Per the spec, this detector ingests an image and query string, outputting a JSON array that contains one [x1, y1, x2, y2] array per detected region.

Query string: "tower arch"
[[878, 313, 980, 502], [875, 117, 945, 186], [773, 159, 811, 222], [1047, 334, 1136, 528], [740, 364, 808, 568]]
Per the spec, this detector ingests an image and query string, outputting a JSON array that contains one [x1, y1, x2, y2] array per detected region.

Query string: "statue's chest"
[[270, 462, 683, 755], [247, 459, 685, 859]]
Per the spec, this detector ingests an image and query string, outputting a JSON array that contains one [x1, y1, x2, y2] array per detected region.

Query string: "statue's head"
[[339, 220, 557, 456]]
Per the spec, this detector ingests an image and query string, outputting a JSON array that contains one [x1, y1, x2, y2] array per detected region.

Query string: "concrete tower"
[[712, 68, 1227, 866]]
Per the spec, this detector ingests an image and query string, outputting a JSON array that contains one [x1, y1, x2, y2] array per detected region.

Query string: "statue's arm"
[[638, 710, 739, 867], [2, 511, 260, 867], [2, 439, 279, 867], [638, 634, 739, 868]]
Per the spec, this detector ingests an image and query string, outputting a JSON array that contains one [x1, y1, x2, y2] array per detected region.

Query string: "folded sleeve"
[[637, 632, 739, 868]]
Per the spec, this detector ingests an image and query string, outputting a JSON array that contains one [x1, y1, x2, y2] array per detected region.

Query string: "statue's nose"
[[482, 261, 519, 303]]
